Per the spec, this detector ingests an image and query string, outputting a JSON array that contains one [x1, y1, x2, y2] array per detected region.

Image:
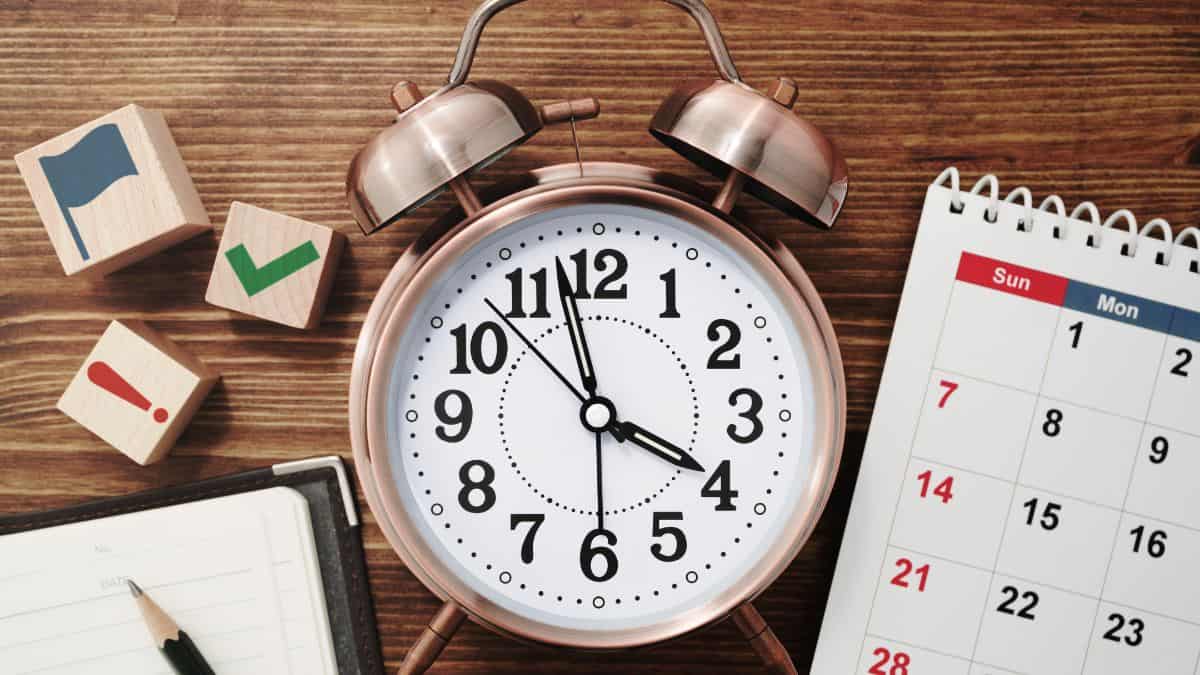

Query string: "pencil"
[[127, 579, 216, 675]]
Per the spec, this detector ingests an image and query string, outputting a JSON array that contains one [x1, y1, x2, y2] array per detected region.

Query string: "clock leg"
[[731, 602, 797, 675], [398, 600, 467, 675]]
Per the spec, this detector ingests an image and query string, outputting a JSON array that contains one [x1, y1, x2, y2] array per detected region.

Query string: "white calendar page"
[[812, 173, 1200, 675]]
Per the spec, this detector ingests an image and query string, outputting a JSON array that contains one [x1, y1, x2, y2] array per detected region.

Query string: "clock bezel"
[[349, 162, 846, 650]]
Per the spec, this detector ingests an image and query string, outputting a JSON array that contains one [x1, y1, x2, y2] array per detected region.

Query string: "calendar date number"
[[868, 647, 910, 675]]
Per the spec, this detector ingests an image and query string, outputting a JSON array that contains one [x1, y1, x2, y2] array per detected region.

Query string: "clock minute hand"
[[554, 257, 598, 396], [614, 420, 705, 473]]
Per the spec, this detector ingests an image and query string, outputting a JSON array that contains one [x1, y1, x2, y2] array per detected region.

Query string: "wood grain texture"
[[0, 1, 1196, 672]]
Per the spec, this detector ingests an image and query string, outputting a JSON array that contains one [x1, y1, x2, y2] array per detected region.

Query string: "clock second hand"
[[484, 297, 586, 402], [594, 431, 605, 531]]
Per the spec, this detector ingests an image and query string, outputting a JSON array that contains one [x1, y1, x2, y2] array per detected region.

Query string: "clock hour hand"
[[554, 257, 598, 396], [613, 420, 705, 472]]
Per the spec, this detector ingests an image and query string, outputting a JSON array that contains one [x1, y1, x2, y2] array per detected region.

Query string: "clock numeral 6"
[[650, 512, 687, 562], [457, 460, 496, 514], [509, 513, 545, 564], [580, 528, 619, 582], [450, 321, 508, 375], [433, 389, 473, 443], [727, 388, 763, 444], [700, 459, 738, 511]]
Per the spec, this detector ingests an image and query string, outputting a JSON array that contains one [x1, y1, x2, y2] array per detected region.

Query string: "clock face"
[[370, 199, 838, 642]]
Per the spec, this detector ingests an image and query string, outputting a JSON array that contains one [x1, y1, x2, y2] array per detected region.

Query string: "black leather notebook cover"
[[0, 455, 384, 675]]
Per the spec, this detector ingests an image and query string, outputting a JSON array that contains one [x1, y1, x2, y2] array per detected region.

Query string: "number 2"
[[937, 379, 958, 408], [1171, 347, 1192, 377], [868, 647, 910, 675]]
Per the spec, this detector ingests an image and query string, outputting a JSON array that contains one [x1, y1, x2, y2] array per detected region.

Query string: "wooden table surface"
[[1, 1, 1197, 672]]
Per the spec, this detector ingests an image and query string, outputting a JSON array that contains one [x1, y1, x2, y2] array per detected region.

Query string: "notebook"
[[813, 168, 1200, 674], [0, 456, 382, 675]]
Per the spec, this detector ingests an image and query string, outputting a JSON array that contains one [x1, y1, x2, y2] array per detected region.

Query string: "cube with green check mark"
[[205, 202, 345, 329]]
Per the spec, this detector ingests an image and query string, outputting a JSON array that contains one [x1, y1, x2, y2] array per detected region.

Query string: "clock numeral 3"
[[451, 321, 509, 375], [580, 528, 619, 582], [568, 248, 628, 300], [457, 460, 496, 514], [433, 389, 473, 443], [727, 388, 763, 443], [509, 513, 545, 564], [650, 511, 687, 562], [706, 319, 741, 369], [701, 459, 738, 511]]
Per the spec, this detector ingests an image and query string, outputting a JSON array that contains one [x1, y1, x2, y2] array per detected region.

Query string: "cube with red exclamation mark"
[[57, 320, 219, 465]]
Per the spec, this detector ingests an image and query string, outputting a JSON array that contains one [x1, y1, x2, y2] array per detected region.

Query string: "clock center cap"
[[580, 397, 616, 433]]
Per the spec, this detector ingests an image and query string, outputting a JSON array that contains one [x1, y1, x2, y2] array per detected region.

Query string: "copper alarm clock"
[[346, 1, 847, 672]]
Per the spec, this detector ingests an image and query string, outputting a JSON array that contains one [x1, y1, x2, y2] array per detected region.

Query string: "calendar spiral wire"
[[933, 167, 1198, 271]]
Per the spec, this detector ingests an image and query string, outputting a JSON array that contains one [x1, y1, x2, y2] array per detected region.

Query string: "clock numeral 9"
[[450, 321, 508, 375], [567, 248, 628, 300], [509, 513, 545, 564], [457, 460, 496, 514], [706, 319, 741, 369], [701, 459, 738, 511], [727, 388, 763, 443], [433, 390, 472, 443], [649, 512, 687, 562], [580, 528, 618, 582]]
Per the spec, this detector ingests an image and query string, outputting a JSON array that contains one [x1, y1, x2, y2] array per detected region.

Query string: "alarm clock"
[[346, 1, 847, 672]]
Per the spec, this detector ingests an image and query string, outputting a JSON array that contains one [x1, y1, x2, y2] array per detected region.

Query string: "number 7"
[[937, 380, 959, 408]]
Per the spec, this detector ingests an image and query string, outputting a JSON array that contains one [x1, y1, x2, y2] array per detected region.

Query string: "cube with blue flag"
[[14, 104, 211, 278]]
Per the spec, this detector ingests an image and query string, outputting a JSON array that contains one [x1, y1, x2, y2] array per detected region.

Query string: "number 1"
[[1068, 321, 1083, 349]]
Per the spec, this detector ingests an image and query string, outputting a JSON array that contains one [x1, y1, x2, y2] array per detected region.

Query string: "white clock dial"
[[377, 202, 830, 635]]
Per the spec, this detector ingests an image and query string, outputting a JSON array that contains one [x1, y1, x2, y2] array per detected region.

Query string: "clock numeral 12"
[[567, 248, 628, 299]]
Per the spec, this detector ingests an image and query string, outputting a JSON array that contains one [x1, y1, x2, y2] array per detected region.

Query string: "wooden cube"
[[57, 320, 218, 465], [14, 104, 211, 279], [205, 202, 345, 329]]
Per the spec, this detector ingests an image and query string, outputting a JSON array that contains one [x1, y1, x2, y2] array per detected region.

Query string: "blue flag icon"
[[37, 123, 139, 262]]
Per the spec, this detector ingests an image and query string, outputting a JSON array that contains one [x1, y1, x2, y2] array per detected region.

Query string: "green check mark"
[[225, 241, 321, 297]]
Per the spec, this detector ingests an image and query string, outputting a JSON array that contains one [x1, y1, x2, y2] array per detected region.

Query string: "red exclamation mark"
[[87, 361, 168, 423]]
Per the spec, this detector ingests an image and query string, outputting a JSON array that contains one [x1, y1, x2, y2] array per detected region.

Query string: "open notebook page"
[[0, 486, 336, 675]]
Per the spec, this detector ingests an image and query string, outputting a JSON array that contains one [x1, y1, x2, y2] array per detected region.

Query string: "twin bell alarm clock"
[[346, 1, 848, 672]]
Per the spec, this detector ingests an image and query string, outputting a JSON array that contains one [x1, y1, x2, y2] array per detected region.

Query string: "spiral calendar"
[[813, 169, 1200, 675]]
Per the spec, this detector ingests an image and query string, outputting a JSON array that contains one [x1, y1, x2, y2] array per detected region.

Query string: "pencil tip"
[[126, 579, 143, 597]]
